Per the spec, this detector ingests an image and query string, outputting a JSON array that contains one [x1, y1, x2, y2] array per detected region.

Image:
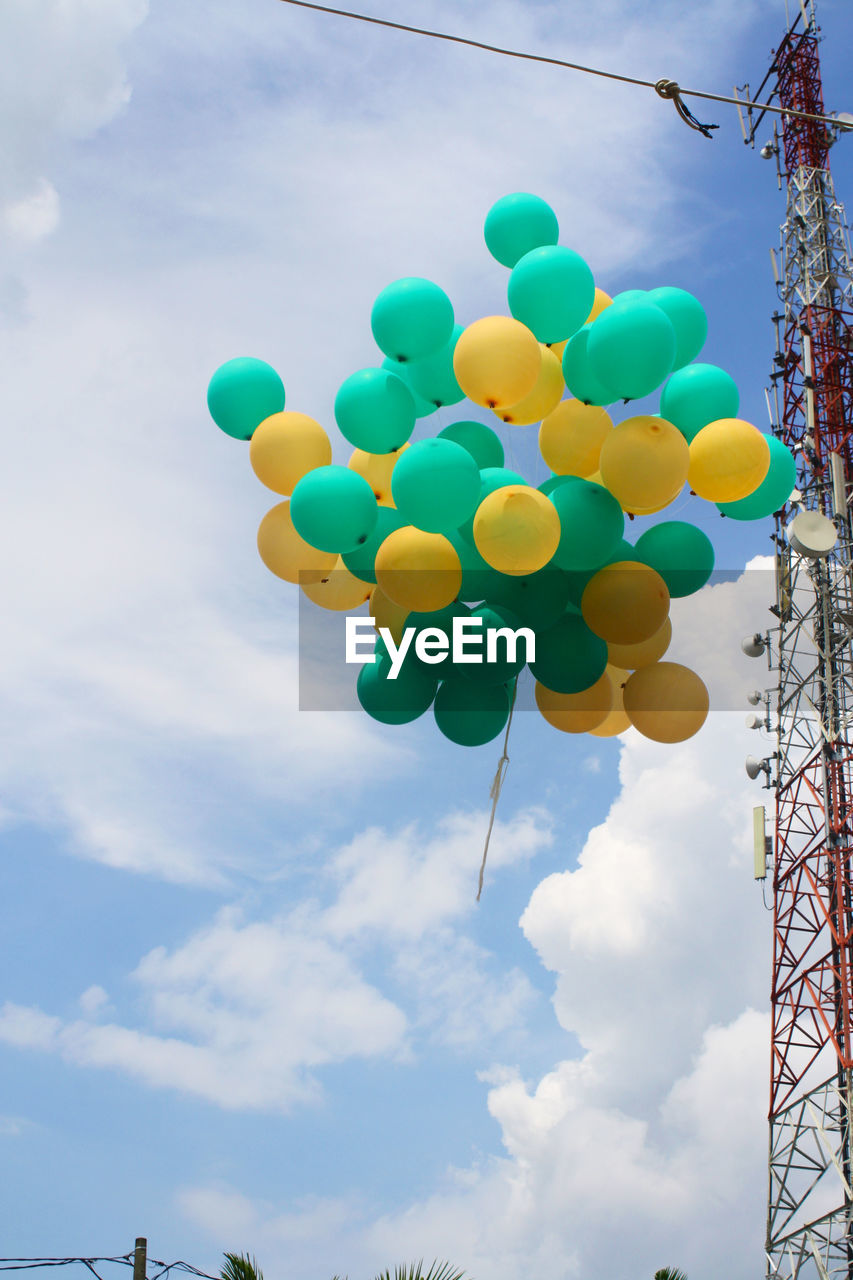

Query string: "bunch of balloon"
[[208, 191, 797, 749]]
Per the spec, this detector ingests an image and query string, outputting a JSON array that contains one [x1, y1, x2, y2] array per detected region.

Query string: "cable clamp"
[[655, 77, 719, 139]]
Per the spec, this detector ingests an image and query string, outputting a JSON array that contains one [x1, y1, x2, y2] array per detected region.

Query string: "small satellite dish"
[[786, 510, 837, 558], [743, 634, 767, 658], [834, 112, 853, 132], [746, 713, 764, 729], [745, 756, 765, 780], [747, 690, 763, 705]]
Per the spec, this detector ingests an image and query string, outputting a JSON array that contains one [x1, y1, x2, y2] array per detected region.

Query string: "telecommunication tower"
[[739, 2, 853, 1276]]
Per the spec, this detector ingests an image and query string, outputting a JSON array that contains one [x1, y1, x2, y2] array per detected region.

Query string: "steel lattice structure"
[[745, 4, 853, 1277]]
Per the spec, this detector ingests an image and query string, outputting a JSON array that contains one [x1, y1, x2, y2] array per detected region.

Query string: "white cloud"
[[0, 810, 548, 1106], [171, 559, 776, 1279], [0, 906, 407, 1111], [0, 0, 148, 236]]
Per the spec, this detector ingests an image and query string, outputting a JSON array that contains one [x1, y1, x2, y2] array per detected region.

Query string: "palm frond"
[[221, 1253, 264, 1280], [372, 1262, 466, 1280], [654, 1269, 687, 1280]]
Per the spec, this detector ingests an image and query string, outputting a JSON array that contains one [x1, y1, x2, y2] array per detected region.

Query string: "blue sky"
[[1, 1, 853, 1278]]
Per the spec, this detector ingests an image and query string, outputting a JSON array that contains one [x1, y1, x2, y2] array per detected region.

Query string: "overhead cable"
[[273, 0, 848, 138]]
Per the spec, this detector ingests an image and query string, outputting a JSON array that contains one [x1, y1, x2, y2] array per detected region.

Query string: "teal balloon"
[[659, 363, 740, 442], [507, 245, 595, 343], [490, 565, 571, 630], [587, 300, 677, 401], [405, 601, 471, 676], [290, 465, 378, 553], [717, 436, 797, 520], [647, 287, 707, 370], [634, 520, 714, 597], [458, 466, 529, 541], [382, 357, 436, 418], [438, 420, 504, 469], [335, 368, 416, 452], [371, 277, 454, 362], [564, 538, 635, 607], [342, 506, 404, 583], [484, 192, 559, 268], [609, 290, 647, 307], [547, 477, 624, 571], [434, 676, 511, 746], [391, 438, 480, 534], [561, 327, 614, 406], [407, 323, 465, 408], [529, 609, 608, 694], [448, 532, 503, 603], [538, 475, 564, 498], [357, 646, 437, 725], [207, 357, 284, 440], [458, 604, 530, 686]]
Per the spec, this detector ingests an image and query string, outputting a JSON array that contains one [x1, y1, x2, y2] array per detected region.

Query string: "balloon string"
[[477, 676, 518, 902]]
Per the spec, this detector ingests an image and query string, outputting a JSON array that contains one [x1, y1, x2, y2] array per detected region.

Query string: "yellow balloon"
[[257, 501, 337, 584], [369, 584, 409, 644], [453, 315, 542, 409], [582, 560, 670, 645], [249, 411, 332, 495], [539, 400, 613, 477], [535, 671, 613, 734], [588, 665, 632, 737], [623, 661, 709, 743], [687, 418, 771, 503], [473, 485, 561, 576], [599, 415, 689, 513], [585, 287, 612, 324], [301, 558, 373, 611], [607, 616, 672, 669], [548, 339, 568, 361], [374, 526, 462, 612], [497, 344, 564, 425], [347, 444, 409, 507]]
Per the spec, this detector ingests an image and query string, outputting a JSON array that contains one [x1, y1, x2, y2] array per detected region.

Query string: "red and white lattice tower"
[[742, 3, 853, 1275]]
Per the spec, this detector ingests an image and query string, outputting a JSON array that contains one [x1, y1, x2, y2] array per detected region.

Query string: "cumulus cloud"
[[0, 810, 550, 1107], [175, 558, 776, 1280], [1, 0, 148, 237]]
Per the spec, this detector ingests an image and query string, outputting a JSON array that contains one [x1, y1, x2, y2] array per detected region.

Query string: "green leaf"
[[220, 1253, 263, 1280]]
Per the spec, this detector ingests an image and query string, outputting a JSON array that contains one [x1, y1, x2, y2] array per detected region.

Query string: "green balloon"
[[290, 465, 378, 554], [404, 601, 471, 676], [634, 520, 714, 597], [335, 368, 416, 452], [561, 326, 614, 406], [717, 436, 797, 521], [563, 538, 636, 607], [207, 357, 285, 440], [456, 604, 530, 686], [448, 532, 503, 603], [507, 245, 595, 343], [434, 676, 511, 746], [490, 566, 571, 630], [529, 609, 608, 694], [357, 645, 438, 725], [484, 192, 559, 268], [547, 477, 625, 571], [458, 466, 529, 541], [371, 277, 454, 362], [659, 363, 740, 442], [438, 420, 504, 469], [342, 506, 404, 583], [647, 287, 707, 370], [587, 300, 677, 401], [391, 438, 480, 534], [407, 323, 465, 408], [382, 357, 436, 418], [609, 290, 647, 307]]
